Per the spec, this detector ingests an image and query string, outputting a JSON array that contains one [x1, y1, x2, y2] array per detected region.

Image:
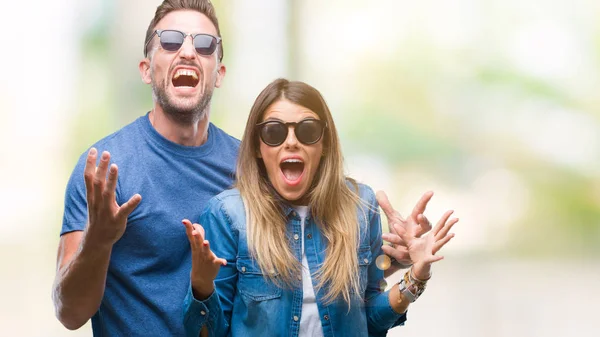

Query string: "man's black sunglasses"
[[144, 29, 221, 57]]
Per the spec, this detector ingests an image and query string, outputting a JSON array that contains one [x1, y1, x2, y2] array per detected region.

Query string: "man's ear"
[[215, 63, 226, 88], [139, 58, 152, 84]]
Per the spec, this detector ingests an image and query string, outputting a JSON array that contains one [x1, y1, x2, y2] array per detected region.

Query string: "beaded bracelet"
[[397, 267, 429, 303]]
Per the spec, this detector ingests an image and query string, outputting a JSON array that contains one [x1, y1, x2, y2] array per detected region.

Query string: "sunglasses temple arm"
[[143, 31, 157, 57]]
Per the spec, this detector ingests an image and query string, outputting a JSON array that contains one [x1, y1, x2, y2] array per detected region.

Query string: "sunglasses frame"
[[144, 29, 221, 56], [256, 118, 328, 147]]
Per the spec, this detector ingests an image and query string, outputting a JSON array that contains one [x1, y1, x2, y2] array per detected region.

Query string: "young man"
[[52, 1, 238, 335]]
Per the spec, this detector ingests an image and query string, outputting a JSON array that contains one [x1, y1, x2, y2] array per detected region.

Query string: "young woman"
[[182, 79, 457, 337]]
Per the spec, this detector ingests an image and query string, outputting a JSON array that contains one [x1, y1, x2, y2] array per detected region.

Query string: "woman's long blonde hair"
[[236, 79, 365, 305]]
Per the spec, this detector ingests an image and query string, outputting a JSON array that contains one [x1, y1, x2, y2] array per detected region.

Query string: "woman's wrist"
[[191, 279, 215, 301], [411, 262, 432, 281]]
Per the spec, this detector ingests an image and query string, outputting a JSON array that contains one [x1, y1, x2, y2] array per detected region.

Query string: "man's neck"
[[149, 106, 210, 147]]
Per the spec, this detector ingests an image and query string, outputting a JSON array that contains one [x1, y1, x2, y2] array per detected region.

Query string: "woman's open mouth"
[[280, 158, 305, 185]]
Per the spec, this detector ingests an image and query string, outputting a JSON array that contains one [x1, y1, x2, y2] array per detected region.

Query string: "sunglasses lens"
[[194, 35, 218, 55], [159, 30, 184, 51], [260, 122, 287, 146], [296, 120, 324, 144]]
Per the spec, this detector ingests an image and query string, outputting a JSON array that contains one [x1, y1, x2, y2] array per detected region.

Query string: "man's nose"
[[178, 35, 196, 59]]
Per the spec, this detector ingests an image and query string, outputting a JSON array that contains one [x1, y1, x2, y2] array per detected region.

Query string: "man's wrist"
[[81, 229, 114, 253]]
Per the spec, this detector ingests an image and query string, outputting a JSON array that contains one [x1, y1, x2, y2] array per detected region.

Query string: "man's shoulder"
[[209, 123, 240, 147], [70, 116, 145, 168], [91, 116, 145, 150]]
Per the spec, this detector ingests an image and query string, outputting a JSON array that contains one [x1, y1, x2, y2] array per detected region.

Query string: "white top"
[[294, 206, 324, 337]]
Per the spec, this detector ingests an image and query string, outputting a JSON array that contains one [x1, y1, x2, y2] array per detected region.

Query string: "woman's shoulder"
[[346, 179, 377, 206], [202, 188, 247, 228], [206, 188, 244, 211]]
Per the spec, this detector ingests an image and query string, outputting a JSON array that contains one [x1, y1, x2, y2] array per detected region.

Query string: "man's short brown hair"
[[144, 0, 223, 61]]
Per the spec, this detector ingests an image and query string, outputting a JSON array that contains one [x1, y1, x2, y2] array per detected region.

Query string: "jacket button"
[[293, 316, 299, 322], [323, 314, 329, 320], [363, 258, 369, 264], [241, 266, 246, 273], [307, 233, 312, 239], [294, 234, 299, 240]]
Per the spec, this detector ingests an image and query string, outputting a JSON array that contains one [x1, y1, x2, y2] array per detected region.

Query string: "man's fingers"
[[116, 194, 142, 221], [416, 214, 432, 237], [381, 244, 410, 263], [93, 151, 111, 205], [84, 148, 97, 205], [376, 191, 404, 222], [433, 210, 454, 236], [103, 164, 119, 208], [433, 233, 455, 254], [410, 191, 433, 221], [392, 222, 410, 243], [381, 233, 406, 246]]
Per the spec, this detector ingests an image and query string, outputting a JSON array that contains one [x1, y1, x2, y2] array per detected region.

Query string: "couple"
[[53, 1, 458, 336]]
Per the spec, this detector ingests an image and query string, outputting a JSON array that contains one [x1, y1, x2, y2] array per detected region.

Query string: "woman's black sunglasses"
[[144, 29, 221, 56], [256, 119, 327, 147]]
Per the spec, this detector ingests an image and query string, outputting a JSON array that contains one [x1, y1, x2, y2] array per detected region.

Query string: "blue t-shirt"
[[61, 113, 239, 336]]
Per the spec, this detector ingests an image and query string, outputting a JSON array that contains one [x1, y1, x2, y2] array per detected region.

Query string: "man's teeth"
[[173, 69, 198, 80]]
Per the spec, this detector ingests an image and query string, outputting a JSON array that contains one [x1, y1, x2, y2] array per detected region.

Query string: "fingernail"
[[102, 152, 109, 160], [89, 148, 97, 156], [110, 165, 116, 173]]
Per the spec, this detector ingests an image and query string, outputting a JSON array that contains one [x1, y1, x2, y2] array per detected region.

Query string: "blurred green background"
[[1, 0, 599, 336]]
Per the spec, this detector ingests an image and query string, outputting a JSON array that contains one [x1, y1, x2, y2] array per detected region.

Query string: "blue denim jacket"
[[183, 184, 406, 337]]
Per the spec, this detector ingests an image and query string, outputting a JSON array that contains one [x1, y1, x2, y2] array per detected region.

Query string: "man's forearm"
[[53, 234, 112, 330]]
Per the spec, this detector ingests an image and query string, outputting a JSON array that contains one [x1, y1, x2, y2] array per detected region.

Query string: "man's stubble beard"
[[151, 73, 215, 126]]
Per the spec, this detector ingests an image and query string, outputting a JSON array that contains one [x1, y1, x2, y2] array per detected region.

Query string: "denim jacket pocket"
[[356, 246, 372, 295], [236, 258, 282, 301]]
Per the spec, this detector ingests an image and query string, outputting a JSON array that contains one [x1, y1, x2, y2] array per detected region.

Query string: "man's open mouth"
[[172, 68, 199, 88]]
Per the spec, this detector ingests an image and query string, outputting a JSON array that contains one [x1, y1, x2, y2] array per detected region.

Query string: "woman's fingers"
[[436, 218, 458, 241], [432, 210, 454, 236], [426, 255, 445, 264], [432, 233, 455, 254], [182, 219, 199, 249]]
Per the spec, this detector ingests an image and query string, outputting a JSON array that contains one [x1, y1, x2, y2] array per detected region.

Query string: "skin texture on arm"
[[53, 231, 112, 330], [52, 148, 141, 330]]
